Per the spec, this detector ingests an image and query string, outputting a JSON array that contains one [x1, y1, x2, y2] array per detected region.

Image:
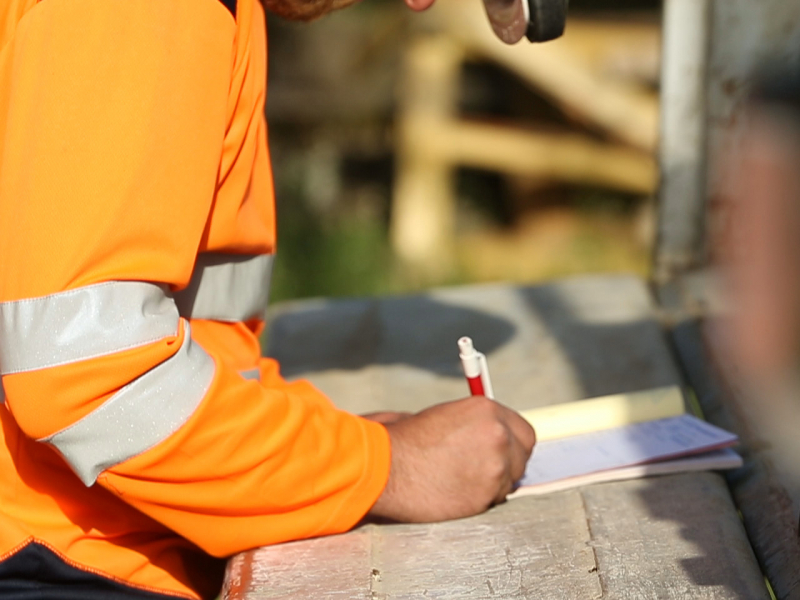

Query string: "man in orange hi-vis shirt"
[[0, 0, 535, 598]]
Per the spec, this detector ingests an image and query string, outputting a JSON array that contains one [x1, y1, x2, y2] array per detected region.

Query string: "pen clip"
[[478, 352, 494, 400]]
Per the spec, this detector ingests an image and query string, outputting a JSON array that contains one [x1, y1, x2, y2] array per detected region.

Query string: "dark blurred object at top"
[[751, 63, 800, 111], [265, 0, 661, 300], [481, 0, 568, 45]]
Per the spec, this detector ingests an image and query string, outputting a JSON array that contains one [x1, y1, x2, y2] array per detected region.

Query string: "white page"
[[519, 414, 738, 487], [511, 448, 742, 497]]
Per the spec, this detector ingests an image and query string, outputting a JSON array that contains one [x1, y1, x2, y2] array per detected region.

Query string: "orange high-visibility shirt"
[[0, 0, 391, 598]]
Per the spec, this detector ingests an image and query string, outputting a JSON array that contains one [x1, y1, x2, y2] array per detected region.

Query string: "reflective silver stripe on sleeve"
[[239, 368, 260, 381], [0, 282, 179, 375], [42, 323, 215, 486], [174, 253, 273, 322]]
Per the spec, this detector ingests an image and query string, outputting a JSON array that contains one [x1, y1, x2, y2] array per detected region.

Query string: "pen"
[[458, 336, 494, 399]]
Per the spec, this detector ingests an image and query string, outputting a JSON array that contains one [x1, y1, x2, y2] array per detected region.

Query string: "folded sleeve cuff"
[[313, 416, 391, 537]]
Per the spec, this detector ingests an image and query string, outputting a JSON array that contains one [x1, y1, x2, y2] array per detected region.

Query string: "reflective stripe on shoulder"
[[42, 322, 215, 486], [0, 282, 179, 375], [174, 253, 273, 322]]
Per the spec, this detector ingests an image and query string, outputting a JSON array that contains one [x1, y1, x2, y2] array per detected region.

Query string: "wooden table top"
[[223, 274, 768, 599]]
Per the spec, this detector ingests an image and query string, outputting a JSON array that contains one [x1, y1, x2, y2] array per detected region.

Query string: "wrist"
[[367, 421, 403, 520]]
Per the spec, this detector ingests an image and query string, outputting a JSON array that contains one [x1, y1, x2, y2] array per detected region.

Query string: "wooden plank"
[[266, 275, 682, 415], [389, 3, 662, 272], [224, 492, 603, 600], [372, 493, 601, 600], [390, 35, 462, 274], [224, 474, 769, 600], [583, 473, 769, 599], [224, 528, 373, 599], [224, 473, 769, 600], [427, 0, 659, 152], [401, 119, 656, 193], [239, 278, 769, 599]]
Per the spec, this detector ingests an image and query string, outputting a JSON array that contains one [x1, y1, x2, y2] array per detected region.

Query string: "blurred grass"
[[270, 178, 651, 303], [271, 212, 396, 302]]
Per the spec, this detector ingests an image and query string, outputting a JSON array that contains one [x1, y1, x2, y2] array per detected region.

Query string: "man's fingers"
[[508, 427, 532, 482], [498, 404, 537, 455], [493, 479, 514, 506], [370, 396, 536, 523], [492, 444, 522, 505], [494, 404, 535, 499]]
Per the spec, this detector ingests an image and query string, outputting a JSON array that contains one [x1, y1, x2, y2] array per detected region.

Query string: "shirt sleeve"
[[0, 0, 391, 557]]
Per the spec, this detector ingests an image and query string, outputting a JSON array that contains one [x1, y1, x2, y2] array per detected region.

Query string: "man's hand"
[[368, 396, 535, 523], [262, 0, 435, 22]]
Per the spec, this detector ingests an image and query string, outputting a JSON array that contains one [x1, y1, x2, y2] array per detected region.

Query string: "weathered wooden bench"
[[223, 275, 769, 599]]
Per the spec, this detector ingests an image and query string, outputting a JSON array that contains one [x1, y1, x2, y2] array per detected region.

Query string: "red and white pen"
[[458, 336, 494, 399]]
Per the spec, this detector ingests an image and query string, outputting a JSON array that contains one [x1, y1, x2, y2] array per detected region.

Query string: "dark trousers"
[[0, 543, 182, 600]]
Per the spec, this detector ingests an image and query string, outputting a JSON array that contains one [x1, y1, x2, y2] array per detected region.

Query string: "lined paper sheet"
[[511, 448, 742, 497], [519, 414, 738, 488]]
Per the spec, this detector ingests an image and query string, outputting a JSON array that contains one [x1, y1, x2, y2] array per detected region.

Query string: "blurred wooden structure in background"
[[390, 0, 660, 275]]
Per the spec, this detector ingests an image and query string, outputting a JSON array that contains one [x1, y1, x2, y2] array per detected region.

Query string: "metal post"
[[654, 0, 712, 283]]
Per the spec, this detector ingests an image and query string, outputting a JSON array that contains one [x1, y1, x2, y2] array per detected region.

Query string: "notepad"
[[510, 387, 743, 497], [519, 386, 686, 441]]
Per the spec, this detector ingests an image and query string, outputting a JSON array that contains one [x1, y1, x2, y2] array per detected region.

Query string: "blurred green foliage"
[[271, 208, 396, 302]]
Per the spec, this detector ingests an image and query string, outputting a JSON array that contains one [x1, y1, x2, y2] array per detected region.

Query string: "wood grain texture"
[[583, 474, 768, 600], [370, 493, 601, 600], [224, 476, 767, 599], [224, 528, 373, 600], [266, 275, 681, 414], [227, 277, 768, 599], [224, 493, 602, 600]]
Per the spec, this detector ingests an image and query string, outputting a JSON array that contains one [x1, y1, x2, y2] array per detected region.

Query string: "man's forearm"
[[261, 0, 362, 21]]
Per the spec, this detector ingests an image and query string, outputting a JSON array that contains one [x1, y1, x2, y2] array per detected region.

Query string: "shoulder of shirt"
[[31, 0, 238, 19]]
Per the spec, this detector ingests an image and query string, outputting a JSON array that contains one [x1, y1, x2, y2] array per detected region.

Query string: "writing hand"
[[368, 396, 535, 523]]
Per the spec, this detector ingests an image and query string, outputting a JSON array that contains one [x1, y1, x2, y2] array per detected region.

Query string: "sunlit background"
[[265, 0, 661, 301], [258, 4, 800, 596]]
